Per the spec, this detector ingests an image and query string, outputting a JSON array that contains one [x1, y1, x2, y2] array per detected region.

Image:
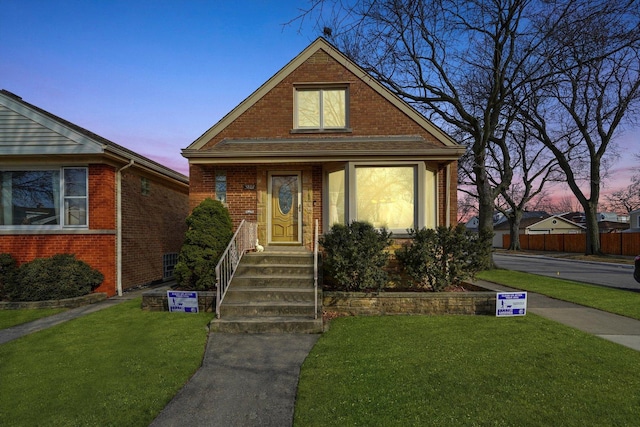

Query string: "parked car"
[[635, 255, 640, 283]]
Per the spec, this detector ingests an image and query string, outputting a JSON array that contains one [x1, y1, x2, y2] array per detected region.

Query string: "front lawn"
[[478, 269, 640, 320], [0, 308, 67, 330], [294, 315, 640, 426], [0, 298, 214, 426]]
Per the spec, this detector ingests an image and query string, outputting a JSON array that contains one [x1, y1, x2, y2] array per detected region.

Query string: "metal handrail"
[[314, 219, 319, 320], [215, 220, 257, 318]]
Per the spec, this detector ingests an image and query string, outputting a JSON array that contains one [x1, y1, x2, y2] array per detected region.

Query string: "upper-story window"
[[0, 167, 88, 228], [294, 87, 348, 130]]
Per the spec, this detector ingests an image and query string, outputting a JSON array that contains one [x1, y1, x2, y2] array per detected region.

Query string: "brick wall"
[[0, 164, 118, 296], [189, 46, 459, 235], [120, 169, 189, 290]]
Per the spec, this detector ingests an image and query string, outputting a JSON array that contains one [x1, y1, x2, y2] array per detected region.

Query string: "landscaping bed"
[[0, 292, 107, 310]]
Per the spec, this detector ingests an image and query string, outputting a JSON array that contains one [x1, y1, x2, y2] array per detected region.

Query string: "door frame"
[[267, 170, 302, 245]]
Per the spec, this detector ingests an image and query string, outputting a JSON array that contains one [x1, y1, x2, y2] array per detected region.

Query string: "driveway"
[[493, 252, 640, 292]]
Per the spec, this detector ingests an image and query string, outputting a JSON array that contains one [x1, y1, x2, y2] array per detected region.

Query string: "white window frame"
[[0, 166, 89, 230], [294, 86, 349, 131]]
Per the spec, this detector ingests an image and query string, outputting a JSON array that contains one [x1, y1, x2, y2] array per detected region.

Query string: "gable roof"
[[494, 213, 551, 231], [527, 215, 586, 231], [0, 89, 188, 185], [184, 37, 462, 155]]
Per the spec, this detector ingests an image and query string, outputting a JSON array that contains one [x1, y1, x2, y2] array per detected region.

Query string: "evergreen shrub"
[[174, 198, 233, 291], [395, 225, 492, 291], [0, 253, 18, 300], [320, 221, 392, 292], [8, 254, 103, 301]]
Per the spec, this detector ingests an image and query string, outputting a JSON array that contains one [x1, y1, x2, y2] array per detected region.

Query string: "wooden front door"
[[270, 174, 300, 243]]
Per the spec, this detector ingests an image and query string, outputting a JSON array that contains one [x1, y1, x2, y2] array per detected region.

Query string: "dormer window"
[[294, 86, 348, 130]]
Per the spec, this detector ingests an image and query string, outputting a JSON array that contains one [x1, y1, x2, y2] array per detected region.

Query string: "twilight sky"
[[1, 0, 637, 203]]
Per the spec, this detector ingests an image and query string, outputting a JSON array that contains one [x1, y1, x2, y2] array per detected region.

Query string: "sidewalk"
[[0, 286, 157, 345], [475, 280, 640, 352]]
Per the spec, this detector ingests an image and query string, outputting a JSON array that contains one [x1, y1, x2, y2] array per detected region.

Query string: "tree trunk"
[[508, 211, 523, 251], [583, 204, 601, 255]]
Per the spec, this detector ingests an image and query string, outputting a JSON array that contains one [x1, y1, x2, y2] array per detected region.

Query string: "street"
[[492, 253, 640, 292]]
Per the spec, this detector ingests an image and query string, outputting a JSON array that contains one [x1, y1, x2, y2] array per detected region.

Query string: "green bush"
[[395, 225, 492, 291], [320, 221, 393, 292], [0, 253, 18, 300], [174, 198, 233, 291], [7, 254, 103, 301]]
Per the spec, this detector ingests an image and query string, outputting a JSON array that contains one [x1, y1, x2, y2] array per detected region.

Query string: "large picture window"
[[0, 167, 87, 228], [295, 87, 347, 130], [355, 166, 415, 230], [325, 162, 437, 234]]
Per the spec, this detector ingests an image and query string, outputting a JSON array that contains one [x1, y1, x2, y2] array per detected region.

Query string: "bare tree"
[[293, 0, 580, 266], [490, 122, 562, 250], [520, 0, 640, 254], [605, 169, 640, 214]]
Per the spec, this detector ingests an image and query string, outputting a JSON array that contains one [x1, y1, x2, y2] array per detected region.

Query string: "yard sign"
[[167, 291, 199, 313], [496, 292, 527, 317]]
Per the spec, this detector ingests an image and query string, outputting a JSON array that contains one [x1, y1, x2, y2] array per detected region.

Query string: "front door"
[[270, 173, 300, 243]]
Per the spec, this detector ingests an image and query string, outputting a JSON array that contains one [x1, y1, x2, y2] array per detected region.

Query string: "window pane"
[[355, 167, 415, 230], [328, 169, 345, 225], [297, 90, 320, 128], [65, 199, 87, 226], [323, 90, 346, 128], [215, 170, 226, 203], [1, 170, 60, 225], [64, 168, 87, 196]]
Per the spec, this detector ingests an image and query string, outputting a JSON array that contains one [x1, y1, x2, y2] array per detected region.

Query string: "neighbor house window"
[[0, 167, 88, 228], [141, 177, 150, 196], [295, 87, 347, 130], [215, 170, 226, 203]]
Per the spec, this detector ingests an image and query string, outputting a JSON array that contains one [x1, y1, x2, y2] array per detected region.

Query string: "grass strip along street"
[[0, 307, 67, 330], [0, 298, 214, 426], [294, 315, 640, 427], [478, 269, 640, 321]]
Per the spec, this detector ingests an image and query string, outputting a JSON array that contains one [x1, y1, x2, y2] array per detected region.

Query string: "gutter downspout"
[[116, 159, 134, 296], [445, 164, 451, 228]]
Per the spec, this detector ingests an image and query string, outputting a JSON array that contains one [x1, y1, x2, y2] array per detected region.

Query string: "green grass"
[[0, 307, 67, 330], [0, 298, 214, 426], [478, 269, 640, 320], [294, 315, 640, 427]]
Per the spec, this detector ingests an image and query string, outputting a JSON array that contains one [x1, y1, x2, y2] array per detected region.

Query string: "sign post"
[[496, 292, 527, 317], [167, 291, 199, 313]]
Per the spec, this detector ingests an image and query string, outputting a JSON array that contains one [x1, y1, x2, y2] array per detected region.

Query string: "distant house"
[[492, 212, 550, 247], [625, 209, 640, 233], [526, 215, 585, 234], [182, 38, 465, 248], [0, 90, 189, 297]]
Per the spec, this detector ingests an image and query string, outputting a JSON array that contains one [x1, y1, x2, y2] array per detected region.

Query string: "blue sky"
[[1, 1, 316, 174], [1, 0, 636, 203]]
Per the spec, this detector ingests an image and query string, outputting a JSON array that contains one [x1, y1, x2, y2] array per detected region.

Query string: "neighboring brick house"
[[0, 89, 189, 297], [183, 38, 465, 248]]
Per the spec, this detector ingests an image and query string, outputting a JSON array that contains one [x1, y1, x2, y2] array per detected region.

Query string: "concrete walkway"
[[476, 280, 640, 352], [150, 333, 319, 427], [0, 287, 148, 345]]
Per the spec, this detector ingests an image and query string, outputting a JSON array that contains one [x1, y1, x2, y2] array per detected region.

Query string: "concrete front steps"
[[209, 246, 323, 333]]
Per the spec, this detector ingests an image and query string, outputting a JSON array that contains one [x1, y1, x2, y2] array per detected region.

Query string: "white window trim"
[[0, 166, 89, 230]]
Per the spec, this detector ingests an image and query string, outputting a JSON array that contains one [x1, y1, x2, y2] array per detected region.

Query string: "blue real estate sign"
[[496, 292, 527, 317], [167, 291, 199, 313]]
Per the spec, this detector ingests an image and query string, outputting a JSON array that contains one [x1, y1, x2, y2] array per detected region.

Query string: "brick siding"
[[120, 169, 189, 290]]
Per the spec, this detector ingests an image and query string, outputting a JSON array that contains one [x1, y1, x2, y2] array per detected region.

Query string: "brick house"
[[183, 38, 464, 248], [0, 89, 189, 297]]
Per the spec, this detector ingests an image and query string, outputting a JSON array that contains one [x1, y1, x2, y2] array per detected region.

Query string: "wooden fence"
[[502, 233, 640, 256]]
